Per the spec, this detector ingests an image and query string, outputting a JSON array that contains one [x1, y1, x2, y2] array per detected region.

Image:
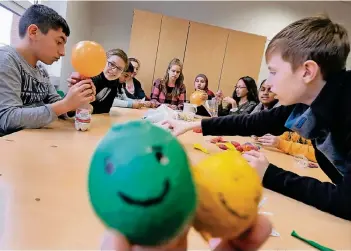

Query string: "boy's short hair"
[[266, 15, 350, 80], [19, 4, 70, 38]]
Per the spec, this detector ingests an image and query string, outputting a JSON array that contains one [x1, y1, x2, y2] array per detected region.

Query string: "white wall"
[[59, 1, 92, 92], [90, 1, 351, 86], [40, 0, 68, 84], [42, 0, 92, 92]]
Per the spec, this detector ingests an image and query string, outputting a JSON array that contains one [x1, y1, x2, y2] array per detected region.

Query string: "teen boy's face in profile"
[[28, 24, 67, 65], [266, 52, 311, 106]]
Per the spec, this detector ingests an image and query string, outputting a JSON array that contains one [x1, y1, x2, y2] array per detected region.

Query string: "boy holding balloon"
[[0, 4, 96, 136]]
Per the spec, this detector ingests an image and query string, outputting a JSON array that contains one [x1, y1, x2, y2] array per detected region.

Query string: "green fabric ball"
[[88, 120, 197, 246]]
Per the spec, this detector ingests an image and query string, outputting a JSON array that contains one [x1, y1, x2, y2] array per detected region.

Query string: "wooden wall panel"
[[128, 10, 162, 95], [182, 22, 229, 99], [153, 16, 189, 86], [219, 30, 266, 97]]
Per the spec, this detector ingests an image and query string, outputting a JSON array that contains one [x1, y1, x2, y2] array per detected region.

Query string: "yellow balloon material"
[[193, 143, 209, 154], [192, 150, 263, 240]]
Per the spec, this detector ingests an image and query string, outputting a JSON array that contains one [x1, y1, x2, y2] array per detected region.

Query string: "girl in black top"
[[119, 62, 146, 100], [68, 49, 141, 113]]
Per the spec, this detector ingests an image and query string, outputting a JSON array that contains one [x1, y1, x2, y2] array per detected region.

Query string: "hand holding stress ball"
[[88, 120, 197, 246], [192, 150, 263, 241], [190, 90, 208, 106]]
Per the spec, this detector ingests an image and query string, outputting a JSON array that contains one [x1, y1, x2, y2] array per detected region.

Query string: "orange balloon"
[[71, 41, 107, 77], [190, 90, 207, 106]]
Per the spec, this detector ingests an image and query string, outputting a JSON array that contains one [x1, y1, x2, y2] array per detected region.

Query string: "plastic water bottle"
[[75, 103, 93, 131]]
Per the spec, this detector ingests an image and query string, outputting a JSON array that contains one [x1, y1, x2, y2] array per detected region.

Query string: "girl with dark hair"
[[194, 74, 215, 100], [218, 76, 258, 116], [150, 58, 186, 110], [113, 62, 147, 108], [250, 79, 280, 114], [129, 57, 141, 78], [119, 62, 146, 101]]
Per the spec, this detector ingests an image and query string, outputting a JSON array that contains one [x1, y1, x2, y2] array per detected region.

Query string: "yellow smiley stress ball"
[[192, 150, 263, 240]]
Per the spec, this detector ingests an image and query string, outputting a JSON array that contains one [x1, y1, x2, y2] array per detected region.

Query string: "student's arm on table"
[[112, 94, 134, 108], [263, 156, 351, 220], [113, 90, 142, 109], [162, 105, 295, 137], [112, 99, 132, 108], [201, 105, 295, 137], [0, 54, 67, 134], [277, 139, 317, 162]]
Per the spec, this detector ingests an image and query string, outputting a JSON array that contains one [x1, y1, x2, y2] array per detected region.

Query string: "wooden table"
[[0, 108, 350, 250]]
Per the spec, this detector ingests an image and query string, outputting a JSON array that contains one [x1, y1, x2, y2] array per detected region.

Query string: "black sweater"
[[201, 70, 351, 221], [90, 72, 119, 114], [123, 78, 146, 100]]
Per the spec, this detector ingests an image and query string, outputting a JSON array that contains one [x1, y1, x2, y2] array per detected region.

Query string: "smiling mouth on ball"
[[118, 179, 170, 207], [218, 193, 249, 220]]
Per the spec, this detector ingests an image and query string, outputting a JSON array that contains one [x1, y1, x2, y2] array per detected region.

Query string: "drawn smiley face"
[[109, 145, 171, 207], [192, 150, 263, 239], [88, 120, 197, 246]]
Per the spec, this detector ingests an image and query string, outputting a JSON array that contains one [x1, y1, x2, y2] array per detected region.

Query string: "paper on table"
[[258, 197, 280, 237]]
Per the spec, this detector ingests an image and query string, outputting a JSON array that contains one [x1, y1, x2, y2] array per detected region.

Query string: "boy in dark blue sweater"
[[163, 15, 351, 221]]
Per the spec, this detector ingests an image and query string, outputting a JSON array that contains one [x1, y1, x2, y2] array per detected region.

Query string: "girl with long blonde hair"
[[150, 58, 186, 110]]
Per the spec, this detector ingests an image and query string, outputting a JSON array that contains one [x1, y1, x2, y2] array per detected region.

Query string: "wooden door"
[[153, 16, 189, 86], [219, 30, 266, 97], [182, 22, 229, 99], [128, 9, 162, 96]]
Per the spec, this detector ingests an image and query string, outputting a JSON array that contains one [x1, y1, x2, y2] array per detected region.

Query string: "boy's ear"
[[27, 24, 40, 39], [302, 60, 320, 84]]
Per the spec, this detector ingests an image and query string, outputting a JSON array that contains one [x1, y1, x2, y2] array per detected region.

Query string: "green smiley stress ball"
[[88, 120, 197, 246]]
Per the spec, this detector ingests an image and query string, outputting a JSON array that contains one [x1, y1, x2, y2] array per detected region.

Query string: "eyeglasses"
[[107, 61, 124, 72]]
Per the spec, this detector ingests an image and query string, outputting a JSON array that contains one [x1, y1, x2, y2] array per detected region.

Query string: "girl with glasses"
[[217, 76, 259, 116], [67, 49, 142, 114]]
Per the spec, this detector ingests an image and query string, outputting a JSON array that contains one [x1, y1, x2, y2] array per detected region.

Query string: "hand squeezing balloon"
[[88, 120, 197, 246]]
